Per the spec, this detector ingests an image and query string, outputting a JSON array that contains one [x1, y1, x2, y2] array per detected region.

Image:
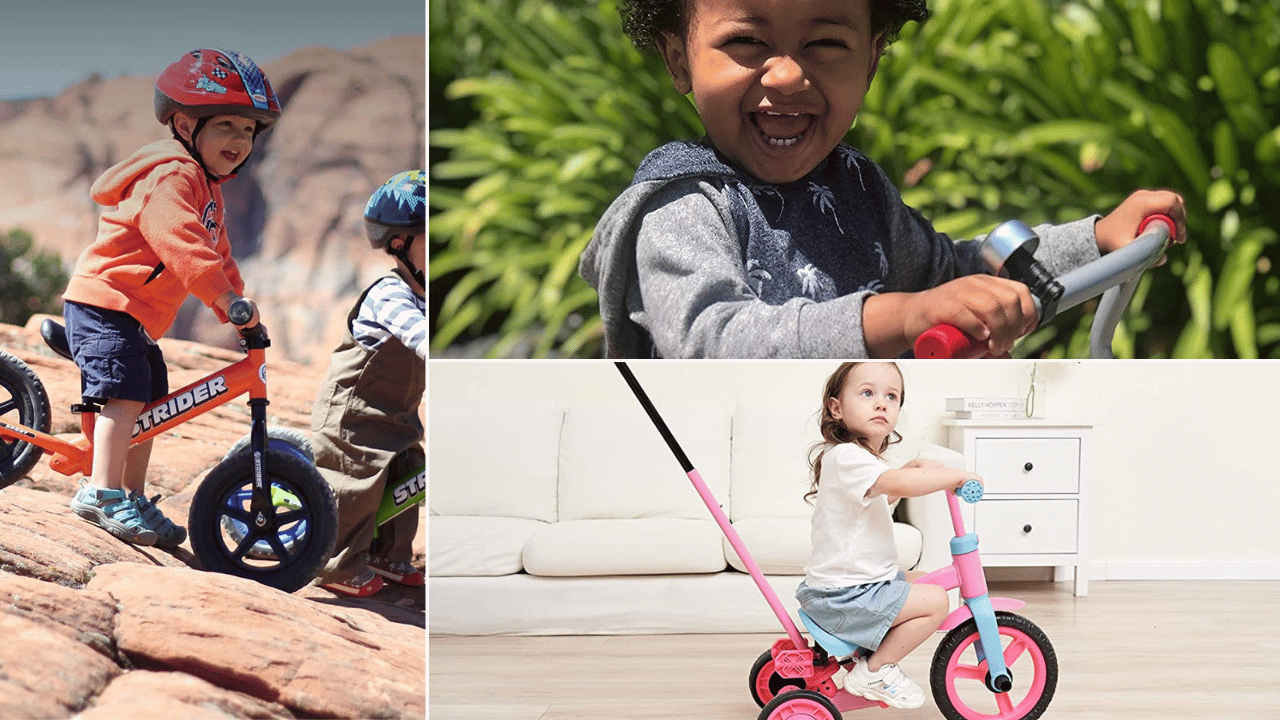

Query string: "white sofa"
[[430, 398, 965, 635]]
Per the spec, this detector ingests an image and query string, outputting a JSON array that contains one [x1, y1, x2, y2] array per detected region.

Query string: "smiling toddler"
[[580, 0, 1186, 358], [64, 48, 273, 546]]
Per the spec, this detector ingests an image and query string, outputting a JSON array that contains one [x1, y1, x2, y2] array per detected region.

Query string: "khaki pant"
[[314, 444, 421, 583]]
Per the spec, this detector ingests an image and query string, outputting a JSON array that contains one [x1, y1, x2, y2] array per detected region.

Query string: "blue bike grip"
[[956, 479, 984, 503], [228, 299, 254, 326]]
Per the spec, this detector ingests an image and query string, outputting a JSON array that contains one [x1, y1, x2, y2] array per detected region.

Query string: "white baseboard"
[[1089, 559, 1280, 581]]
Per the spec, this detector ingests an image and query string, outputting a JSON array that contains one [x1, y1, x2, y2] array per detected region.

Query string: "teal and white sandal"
[[131, 492, 187, 547], [70, 481, 158, 546]]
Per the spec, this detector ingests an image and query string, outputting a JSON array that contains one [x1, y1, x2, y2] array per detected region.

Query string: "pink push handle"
[[1137, 212, 1176, 240], [914, 323, 987, 359]]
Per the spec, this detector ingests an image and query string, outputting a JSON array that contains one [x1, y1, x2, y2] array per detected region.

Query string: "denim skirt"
[[795, 570, 911, 651]]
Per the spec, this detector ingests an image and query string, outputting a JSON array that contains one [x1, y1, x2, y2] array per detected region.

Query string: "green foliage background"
[[0, 228, 69, 327], [431, 0, 1280, 358]]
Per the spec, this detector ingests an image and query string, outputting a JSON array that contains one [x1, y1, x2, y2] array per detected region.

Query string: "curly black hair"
[[619, 0, 929, 53]]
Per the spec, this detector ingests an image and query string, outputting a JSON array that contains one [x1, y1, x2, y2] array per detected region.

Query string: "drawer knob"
[[1023, 462, 1034, 472], [1022, 524, 1033, 534]]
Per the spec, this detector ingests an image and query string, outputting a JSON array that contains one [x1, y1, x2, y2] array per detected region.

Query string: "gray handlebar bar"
[[1053, 219, 1171, 358]]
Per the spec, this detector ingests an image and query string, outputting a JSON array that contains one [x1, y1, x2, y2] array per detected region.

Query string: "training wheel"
[[758, 689, 841, 720], [749, 648, 807, 708]]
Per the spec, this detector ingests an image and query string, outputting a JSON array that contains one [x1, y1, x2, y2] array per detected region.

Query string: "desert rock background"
[[0, 34, 426, 364]]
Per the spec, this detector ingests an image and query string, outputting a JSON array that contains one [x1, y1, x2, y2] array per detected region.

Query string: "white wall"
[[430, 360, 1280, 580]]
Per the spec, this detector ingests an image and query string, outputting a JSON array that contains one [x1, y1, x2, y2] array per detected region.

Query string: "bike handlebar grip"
[[956, 479, 984, 503], [1137, 213, 1175, 240], [227, 299, 254, 326], [915, 324, 987, 359]]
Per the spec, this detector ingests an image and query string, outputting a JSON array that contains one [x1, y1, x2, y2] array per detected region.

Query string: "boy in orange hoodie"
[[64, 48, 278, 546]]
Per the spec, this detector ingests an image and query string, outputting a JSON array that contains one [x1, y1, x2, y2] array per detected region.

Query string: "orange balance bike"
[[0, 300, 337, 592]]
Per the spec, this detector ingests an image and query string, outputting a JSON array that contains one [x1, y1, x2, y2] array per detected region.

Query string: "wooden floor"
[[430, 580, 1280, 720]]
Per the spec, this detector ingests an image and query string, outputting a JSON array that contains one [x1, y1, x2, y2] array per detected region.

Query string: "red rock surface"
[[77, 671, 296, 720], [0, 484, 425, 720], [0, 611, 121, 719], [91, 564, 425, 719]]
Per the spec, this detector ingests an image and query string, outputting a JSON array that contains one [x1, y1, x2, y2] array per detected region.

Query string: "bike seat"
[[797, 609, 861, 660], [40, 319, 73, 362]]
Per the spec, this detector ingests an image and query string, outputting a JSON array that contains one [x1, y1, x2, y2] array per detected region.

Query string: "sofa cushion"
[[430, 573, 814, 635], [557, 404, 731, 521], [725, 518, 924, 575], [522, 518, 728, 576], [429, 401, 563, 522], [731, 404, 822, 521], [429, 516, 547, 576]]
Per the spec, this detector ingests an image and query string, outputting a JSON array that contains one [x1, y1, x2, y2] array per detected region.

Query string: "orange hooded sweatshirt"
[[63, 139, 245, 339]]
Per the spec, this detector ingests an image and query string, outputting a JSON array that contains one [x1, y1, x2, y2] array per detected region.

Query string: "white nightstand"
[[944, 418, 1092, 597]]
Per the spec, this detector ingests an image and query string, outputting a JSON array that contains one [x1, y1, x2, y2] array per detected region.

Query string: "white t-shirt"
[[803, 443, 899, 589]]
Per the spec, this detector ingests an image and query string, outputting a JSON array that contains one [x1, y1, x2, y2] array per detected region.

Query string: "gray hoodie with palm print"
[[580, 140, 1100, 358]]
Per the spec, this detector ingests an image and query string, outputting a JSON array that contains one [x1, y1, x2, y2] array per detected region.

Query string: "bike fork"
[[952, 533, 1013, 693], [247, 398, 273, 531]]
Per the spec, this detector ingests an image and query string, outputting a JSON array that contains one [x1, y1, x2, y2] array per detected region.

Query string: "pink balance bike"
[[617, 363, 1057, 720]]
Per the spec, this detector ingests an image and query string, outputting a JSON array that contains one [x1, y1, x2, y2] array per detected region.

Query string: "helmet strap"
[[391, 241, 425, 288], [171, 115, 246, 182]]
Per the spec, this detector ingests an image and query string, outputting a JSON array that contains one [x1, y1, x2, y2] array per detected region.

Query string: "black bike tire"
[[221, 426, 315, 464], [0, 350, 51, 488], [188, 448, 338, 593]]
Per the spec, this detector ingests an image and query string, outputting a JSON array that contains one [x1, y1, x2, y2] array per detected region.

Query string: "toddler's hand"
[[231, 298, 260, 329], [905, 275, 1038, 357], [1095, 189, 1187, 263], [216, 291, 260, 329]]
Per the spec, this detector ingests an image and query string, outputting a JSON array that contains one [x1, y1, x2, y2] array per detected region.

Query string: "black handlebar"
[[228, 299, 254, 326]]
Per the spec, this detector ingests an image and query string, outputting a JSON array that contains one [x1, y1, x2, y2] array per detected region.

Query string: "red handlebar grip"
[[915, 324, 988, 359], [1137, 213, 1175, 240]]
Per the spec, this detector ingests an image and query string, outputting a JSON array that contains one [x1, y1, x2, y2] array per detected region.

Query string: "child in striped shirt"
[[311, 170, 426, 597]]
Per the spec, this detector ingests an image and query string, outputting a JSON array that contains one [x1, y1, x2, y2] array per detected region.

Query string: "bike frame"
[[914, 486, 1025, 696], [374, 458, 425, 529], [0, 325, 276, 527]]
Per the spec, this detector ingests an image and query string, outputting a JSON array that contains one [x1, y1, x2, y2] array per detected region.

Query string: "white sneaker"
[[843, 661, 925, 709]]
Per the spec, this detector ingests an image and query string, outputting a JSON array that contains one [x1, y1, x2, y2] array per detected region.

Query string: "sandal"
[[131, 492, 188, 547], [369, 559, 424, 587], [70, 481, 158, 546], [321, 569, 384, 598]]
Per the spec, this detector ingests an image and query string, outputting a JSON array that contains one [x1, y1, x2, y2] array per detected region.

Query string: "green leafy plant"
[[432, 0, 1280, 358], [430, 0, 701, 357], [855, 0, 1280, 358], [0, 228, 69, 327]]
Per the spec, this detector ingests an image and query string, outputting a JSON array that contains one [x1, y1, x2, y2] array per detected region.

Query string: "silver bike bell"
[[980, 220, 1040, 276]]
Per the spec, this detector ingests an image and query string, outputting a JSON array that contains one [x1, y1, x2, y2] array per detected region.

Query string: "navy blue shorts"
[[63, 301, 168, 404]]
